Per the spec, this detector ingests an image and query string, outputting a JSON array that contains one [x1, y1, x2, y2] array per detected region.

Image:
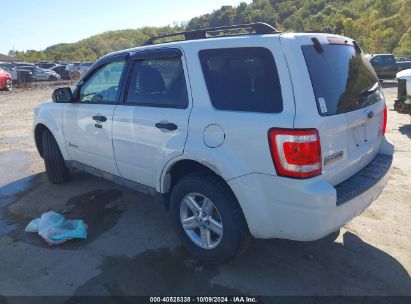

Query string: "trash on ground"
[[25, 211, 87, 245]]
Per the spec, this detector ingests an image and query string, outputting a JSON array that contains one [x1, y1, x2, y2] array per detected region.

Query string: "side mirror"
[[52, 87, 73, 103]]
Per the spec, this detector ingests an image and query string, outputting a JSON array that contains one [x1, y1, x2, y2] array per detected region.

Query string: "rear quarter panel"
[[160, 35, 295, 191]]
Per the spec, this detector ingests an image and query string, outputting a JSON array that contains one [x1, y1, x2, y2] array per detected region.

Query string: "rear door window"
[[199, 47, 283, 113], [126, 56, 188, 109], [302, 44, 381, 115]]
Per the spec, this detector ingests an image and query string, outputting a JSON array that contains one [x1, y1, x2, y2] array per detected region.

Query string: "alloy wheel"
[[180, 193, 223, 249], [5, 79, 12, 91]]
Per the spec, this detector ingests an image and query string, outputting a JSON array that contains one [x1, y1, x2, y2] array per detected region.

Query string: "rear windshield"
[[302, 44, 380, 116]]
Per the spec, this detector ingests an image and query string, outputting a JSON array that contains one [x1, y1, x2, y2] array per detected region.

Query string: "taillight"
[[382, 104, 387, 135], [268, 129, 322, 179]]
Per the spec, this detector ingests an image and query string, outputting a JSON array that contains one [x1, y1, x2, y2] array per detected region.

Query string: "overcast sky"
[[0, 0, 249, 55]]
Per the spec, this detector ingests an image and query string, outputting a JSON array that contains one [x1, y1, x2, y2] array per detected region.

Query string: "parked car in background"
[[65, 62, 80, 73], [50, 65, 71, 80], [13, 62, 36, 68], [36, 62, 58, 70], [396, 60, 411, 72], [0, 62, 35, 84], [367, 54, 398, 79], [394, 69, 411, 115], [16, 69, 35, 84], [65, 62, 81, 80], [77, 62, 93, 74], [0, 63, 18, 82], [18, 66, 61, 81], [0, 68, 12, 91], [34, 23, 394, 263]]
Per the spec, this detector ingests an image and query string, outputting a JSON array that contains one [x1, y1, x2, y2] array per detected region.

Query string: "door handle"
[[155, 122, 178, 131], [93, 115, 107, 122]]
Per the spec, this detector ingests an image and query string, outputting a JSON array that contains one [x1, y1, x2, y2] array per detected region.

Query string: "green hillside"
[[12, 0, 411, 61]]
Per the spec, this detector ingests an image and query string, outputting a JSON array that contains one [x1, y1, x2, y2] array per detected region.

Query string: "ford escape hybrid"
[[34, 23, 394, 263]]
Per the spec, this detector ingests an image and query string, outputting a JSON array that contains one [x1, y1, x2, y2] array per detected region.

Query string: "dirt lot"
[[0, 82, 410, 300]]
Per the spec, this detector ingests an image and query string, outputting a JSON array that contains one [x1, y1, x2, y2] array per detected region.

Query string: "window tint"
[[199, 47, 283, 113], [79, 60, 125, 103], [302, 44, 380, 116], [126, 57, 188, 108], [383, 56, 395, 63], [372, 56, 382, 63]]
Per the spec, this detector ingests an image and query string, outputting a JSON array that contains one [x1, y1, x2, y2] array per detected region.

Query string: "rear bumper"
[[228, 139, 394, 240]]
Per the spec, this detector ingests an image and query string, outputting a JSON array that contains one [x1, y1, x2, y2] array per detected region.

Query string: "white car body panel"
[[229, 139, 392, 240], [164, 36, 295, 186], [62, 103, 119, 175], [34, 102, 69, 160], [34, 32, 394, 241], [113, 104, 191, 187]]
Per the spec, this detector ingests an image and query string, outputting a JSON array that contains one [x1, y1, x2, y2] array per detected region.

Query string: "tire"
[[170, 172, 252, 264], [5, 79, 12, 91], [49, 75, 57, 81], [42, 129, 71, 184]]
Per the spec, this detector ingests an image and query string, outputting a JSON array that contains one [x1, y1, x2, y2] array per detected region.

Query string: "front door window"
[[79, 61, 125, 103]]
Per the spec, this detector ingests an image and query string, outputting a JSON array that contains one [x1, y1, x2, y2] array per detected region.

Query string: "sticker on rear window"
[[318, 97, 328, 113]]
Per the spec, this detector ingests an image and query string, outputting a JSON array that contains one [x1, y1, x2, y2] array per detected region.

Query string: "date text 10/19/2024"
[[150, 297, 259, 303]]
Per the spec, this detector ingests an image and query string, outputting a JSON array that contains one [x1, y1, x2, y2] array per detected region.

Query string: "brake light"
[[327, 37, 350, 45], [268, 129, 322, 178], [382, 104, 387, 135]]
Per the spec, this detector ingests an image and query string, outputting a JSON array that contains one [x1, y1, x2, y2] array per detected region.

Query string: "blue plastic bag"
[[25, 211, 87, 245]]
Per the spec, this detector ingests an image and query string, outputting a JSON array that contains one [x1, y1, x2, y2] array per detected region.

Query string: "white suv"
[[33, 23, 394, 263]]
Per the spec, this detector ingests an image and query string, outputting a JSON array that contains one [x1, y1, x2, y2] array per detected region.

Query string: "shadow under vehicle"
[[0, 173, 410, 297]]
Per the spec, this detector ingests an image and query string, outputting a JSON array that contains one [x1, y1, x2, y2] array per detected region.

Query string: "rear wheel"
[[170, 172, 252, 264], [49, 75, 57, 81], [5, 79, 12, 91], [42, 130, 71, 184]]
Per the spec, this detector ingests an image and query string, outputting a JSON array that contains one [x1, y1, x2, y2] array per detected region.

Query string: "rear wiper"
[[358, 82, 379, 98], [357, 82, 381, 107]]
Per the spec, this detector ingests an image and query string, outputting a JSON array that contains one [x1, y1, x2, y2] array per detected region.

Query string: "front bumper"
[[228, 139, 394, 241]]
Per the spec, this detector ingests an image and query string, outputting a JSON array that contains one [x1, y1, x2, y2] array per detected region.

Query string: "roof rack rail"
[[144, 22, 279, 45], [303, 30, 328, 33]]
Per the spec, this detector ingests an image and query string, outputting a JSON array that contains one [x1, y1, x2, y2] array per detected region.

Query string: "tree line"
[[10, 0, 411, 62]]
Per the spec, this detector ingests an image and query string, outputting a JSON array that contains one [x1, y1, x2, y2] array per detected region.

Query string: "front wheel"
[[42, 130, 71, 184], [170, 172, 252, 264]]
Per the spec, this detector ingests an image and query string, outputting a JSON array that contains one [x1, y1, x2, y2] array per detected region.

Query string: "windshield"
[[302, 44, 381, 116]]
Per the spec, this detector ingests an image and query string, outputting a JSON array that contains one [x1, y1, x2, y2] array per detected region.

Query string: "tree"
[[394, 27, 411, 55], [12, 0, 411, 61]]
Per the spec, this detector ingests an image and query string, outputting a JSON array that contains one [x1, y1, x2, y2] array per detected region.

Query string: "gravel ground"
[[0, 82, 409, 299]]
